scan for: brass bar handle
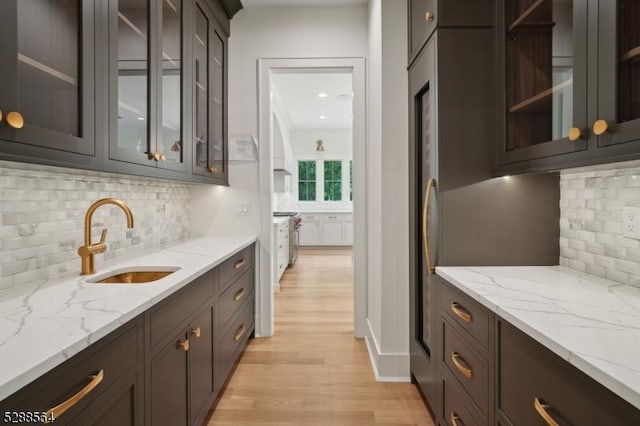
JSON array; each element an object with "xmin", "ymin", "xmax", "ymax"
[
  {"xmin": 451, "ymin": 352, "xmax": 473, "ymax": 379},
  {"xmin": 422, "ymin": 178, "xmax": 436, "ymax": 274},
  {"xmin": 534, "ymin": 398, "xmax": 560, "ymax": 426},
  {"xmin": 568, "ymin": 127, "xmax": 582, "ymax": 142},
  {"xmin": 234, "ymin": 259, "xmax": 246, "ymax": 270},
  {"xmin": 450, "ymin": 302, "xmax": 472, "ymax": 323},
  {"xmin": 593, "ymin": 119, "xmax": 609, "ymax": 136},
  {"xmin": 6, "ymin": 111, "xmax": 24, "ymax": 129},
  {"xmin": 191, "ymin": 327, "xmax": 201, "ymax": 339},
  {"xmin": 234, "ymin": 288, "xmax": 246, "ymax": 302},
  {"xmin": 451, "ymin": 413, "xmax": 462, "ymax": 426},
  {"xmin": 177, "ymin": 338, "xmax": 190, "ymax": 351},
  {"xmin": 234, "ymin": 323, "xmax": 247, "ymax": 341},
  {"xmin": 44, "ymin": 369, "xmax": 104, "ymax": 423}
]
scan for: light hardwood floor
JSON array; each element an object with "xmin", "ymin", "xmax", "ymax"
[{"xmin": 208, "ymin": 248, "xmax": 433, "ymax": 426}]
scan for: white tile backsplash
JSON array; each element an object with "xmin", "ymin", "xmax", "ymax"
[
  {"xmin": 561, "ymin": 159, "xmax": 640, "ymax": 287},
  {"xmin": 0, "ymin": 161, "xmax": 192, "ymax": 290}
]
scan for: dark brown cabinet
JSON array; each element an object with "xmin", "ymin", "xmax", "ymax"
[
  {"xmin": 0, "ymin": 243, "xmax": 256, "ymax": 426},
  {"xmin": 408, "ymin": 0, "xmax": 494, "ymax": 67},
  {"xmin": 192, "ymin": 0, "xmax": 229, "ymax": 184},
  {"xmin": 497, "ymin": 0, "xmax": 640, "ymax": 173},
  {"xmin": 0, "ymin": 0, "xmax": 240, "ymax": 185},
  {"xmin": 0, "ymin": 0, "xmax": 99, "ymax": 169}
]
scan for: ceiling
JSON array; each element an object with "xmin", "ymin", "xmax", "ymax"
[
  {"xmin": 272, "ymin": 72, "xmax": 353, "ymax": 130},
  {"xmin": 242, "ymin": 0, "xmax": 367, "ymax": 7}
]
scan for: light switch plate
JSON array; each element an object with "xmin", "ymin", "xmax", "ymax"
[
  {"xmin": 622, "ymin": 207, "xmax": 640, "ymax": 239},
  {"xmin": 237, "ymin": 203, "xmax": 250, "ymax": 216}
]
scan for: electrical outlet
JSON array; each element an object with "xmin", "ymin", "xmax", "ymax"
[
  {"xmin": 237, "ymin": 203, "xmax": 250, "ymax": 216},
  {"xmin": 623, "ymin": 207, "xmax": 640, "ymax": 239}
]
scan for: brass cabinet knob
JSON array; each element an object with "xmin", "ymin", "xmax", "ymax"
[
  {"xmin": 191, "ymin": 327, "xmax": 201, "ymax": 339},
  {"xmin": 593, "ymin": 119, "xmax": 609, "ymax": 136},
  {"xmin": 177, "ymin": 338, "xmax": 190, "ymax": 351},
  {"xmin": 6, "ymin": 111, "xmax": 24, "ymax": 129},
  {"xmin": 153, "ymin": 152, "xmax": 162, "ymax": 161},
  {"xmin": 160, "ymin": 153, "xmax": 166, "ymax": 162},
  {"xmin": 208, "ymin": 166, "xmax": 218, "ymax": 174},
  {"xmin": 568, "ymin": 127, "xmax": 582, "ymax": 142},
  {"xmin": 425, "ymin": 11, "xmax": 434, "ymax": 22},
  {"xmin": 0, "ymin": 109, "xmax": 3, "ymax": 123},
  {"xmin": 451, "ymin": 413, "xmax": 461, "ymax": 426}
]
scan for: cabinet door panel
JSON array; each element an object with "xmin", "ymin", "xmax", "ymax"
[
  {"xmin": 193, "ymin": 0, "xmax": 212, "ymax": 177},
  {"xmin": 189, "ymin": 306, "xmax": 214, "ymax": 424},
  {"xmin": 409, "ymin": 0, "xmax": 437, "ymax": 61},
  {"xmin": 596, "ymin": 0, "xmax": 640, "ymax": 148},
  {"xmin": 108, "ymin": 0, "xmax": 155, "ymax": 166},
  {"xmin": 210, "ymin": 25, "xmax": 228, "ymax": 182},
  {"xmin": 0, "ymin": 0, "xmax": 96, "ymax": 156},
  {"xmin": 299, "ymin": 222, "xmax": 322, "ymax": 246},
  {"xmin": 498, "ymin": 0, "xmax": 588, "ymax": 165},
  {"xmin": 322, "ymin": 222, "xmax": 343, "ymax": 245},
  {"xmin": 150, "ymin": 331, "xmax": 189, "ymax": 426}
]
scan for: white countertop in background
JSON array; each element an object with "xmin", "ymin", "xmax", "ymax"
[
  {"xmin": 437, "ymin": 266, "xmax": 640, "ymax": 410},
  {"xmin": 272, "ymin": 217, "xmax": 289, "ymax": 225},
  {"xmin": 0, "ymin": 236, "xmax": 257, "ymax": 401}
]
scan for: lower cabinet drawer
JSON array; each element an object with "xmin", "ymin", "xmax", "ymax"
[
  {"xmin": 219, "ymin": 245, "xmax": 255, "ymax": 291},
  {"xmin": 217, "ymin": 300, "xmax": 254, "ymax": 381},
  {"xmin": 218, "ymin": 268, "xmax": 254, "ymax": 332},
  {"xmin": 0, "ymin": 318, "xmax": 142, "ymax": 425},
  {"xmin": 442, "ymin": 319, "xmax": 489, "ymax": 416},
  {"xmin": 441, "ymin": 369, "xmax": 482, "ymax": 426},
  {"xmin": 440, "ymin": 279, "xmax": 490, "ymax": 350},
  {"xmin": 498, "ymin": 320, "xmax": 640, "ymax": 426}
]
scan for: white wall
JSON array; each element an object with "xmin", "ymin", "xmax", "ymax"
[
  {"xmin": 191, "ymin": 5, "xmax": 368, "ymax": 238},
  {"xmin": 365, "ymin": 0, "xmax": 410, "ymax": 381}
]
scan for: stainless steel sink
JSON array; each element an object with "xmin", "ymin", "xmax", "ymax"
[{"xmin": 87, "ymin": 267, "xmax": 180, "ymax": 284}]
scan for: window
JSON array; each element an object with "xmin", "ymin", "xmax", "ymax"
[
  {"xmin": 298, "ymin": 161, "xmax": 316, "ymax": 201},
  {"xmin": 349, "ymin": 160, "xmax": 353, "ymax": 201},
  {"xmin": 324, "ymin": 160, "xmax": 342, "ymax": 201}
]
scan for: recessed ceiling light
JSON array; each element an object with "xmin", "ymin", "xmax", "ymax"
[
  {"xmin": 319, "ymin": 115, "xmax": 326, "ymax": 120},
  {"xmin": 337, "ymin": 93, "xmax": 353, "ymax": 100},
  {"xmin": 137, "ymin": 117, "xmax": 145, "ymax": 121},
  {"xmin": 317, "ymin": 92, "xmax": 328, "ymax": 98}
]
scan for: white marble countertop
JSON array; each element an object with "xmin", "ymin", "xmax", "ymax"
[
  {"xmin": 436, "ymin": 266, "xmax": 640, "ymax": 410},
  {"xmin": 0, "ymin": 236, "xmax": 257, "ymax": 401},
  {"xmin": 298, "ymin": 211, "xmax": 352, "ymax": 215},
  {"xmin": 272, "ymin": 217, "xmax": 289, "ymax": 225}
]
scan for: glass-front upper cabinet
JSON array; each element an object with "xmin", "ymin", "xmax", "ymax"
[
  {"xmin": 193, "ymin": 0, "xmax": 228, "ymax": 183},
  {"xmin": 0, "ymin": 0, "xmax": 96, "ymax": 159},
  {"xmin": 109, "ymin": 0, "xmax": 186, "ymax": 171},
  {"xmin": 499, "ymin": 0, "xmax": 588, "ymax": 165},
  {"xmin": 596, "ymin": 0, "xmax": 640, "ymax": 147}
]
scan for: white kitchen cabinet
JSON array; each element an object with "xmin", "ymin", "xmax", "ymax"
[
  {"xmin": 343, "ymin": 221, "xmax": 353, "ymax": 245},
  {"xmin": 299, "ymin": 220, "xmax": 322, "ymax": 245},
  {"xmin": 299, "ymin": 213, "xmax": 353, "ymax": 246},
  {"xmin": 272, "ymin": 219, "xmax": 289, "ymax": 286},
  {"xmin": 323, "ymin": 222, "xmax": 343, "ymax": 245}
]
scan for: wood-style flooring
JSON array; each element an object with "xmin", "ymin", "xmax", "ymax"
[{"xmin": 208, "ymin": 248, "xmax": 433, "ymax": 426}]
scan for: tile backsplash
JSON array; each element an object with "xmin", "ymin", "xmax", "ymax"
[
  {"xmin": 0, "ymin": 161, "xmax": 192, "ymax": 290},
  {"xmin": 560, "ymin": 159, "xmax": 640, "ymax": 287}
]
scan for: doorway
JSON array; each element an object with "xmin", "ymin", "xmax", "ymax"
[{"xmin": 256, "ymin": 58, "xmax": 366, "ymax": 339}]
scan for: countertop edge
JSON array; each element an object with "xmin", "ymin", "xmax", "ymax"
[{"xmin": 435, "ymin": 267, "xmax": 640, "ymax": 411}]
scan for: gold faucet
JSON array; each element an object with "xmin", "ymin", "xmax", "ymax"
[{"xmin": 78, "ymin": 198, "xmax": 134, "ymax": 275}]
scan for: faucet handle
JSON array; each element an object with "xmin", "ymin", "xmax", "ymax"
[{"xmin": 98, "ymin": 229, "xmax": 108, "ymax": 244}]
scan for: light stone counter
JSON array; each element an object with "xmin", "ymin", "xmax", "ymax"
[
  {"xmin": 0, "ymin": 236, "xmax": 257, "ymax": 401},
  {"xmin": 436, "ymin": 266, "xmax": 640, "ymax": 410}
]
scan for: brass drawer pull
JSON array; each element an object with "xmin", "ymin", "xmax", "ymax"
[
  {"xmin": 234, "ymin": 323, "xmax": 247, "ymax": 341},
  {"xmin": 191, "ymin": 327, "xmax": 201, "ymax": 339},
  {"xmin": 450, "ymin": 302, "xmax": 472, "ymax": 323},
  {"xmin": 451, "ymin": 412, "xmax": 462, "ymax": 426},
  {"xmin": 234, "ymin": 259, "xmax": 246, "ymax": 270},
  {"xmin": 534, "ymin": 398, "xmax": 560, "ymax": 426},
  {"xmin": 177, "ymin": 338, "xmax": 190, "ymax": 351},
  {"xmin": 234, "ymin": 288, "xmax": 246, "ymax": 302},
  {"xmin": 451, "ymin": 352, "xmax": 473, "ymax": 379},
  {"xmin": 44, "ymin": 369, "xmax": 104, "ymax": 423}
]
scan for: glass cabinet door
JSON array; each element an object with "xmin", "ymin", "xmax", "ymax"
[
  {"xmin": 596, "ymin": 0, "xmax": 640, "ymax": 147},
  {"xmin": 159, "ymin": 0, "xmax": 185, "ymax": 171},
  {"xmin": 193, "ymin": 0, "xmax": 211, "ymax": 176},
  {"xmin": 500, "ymin": 0, "xmax": 588, "ymax": 163},
  {"xmin": 0, "ymin": 0, "xmax": 95, "ymax": 155},
  {"xmin": 109, "ymin": 0, "xmax": 153, "ymax": 165},
  {"xmin": 210, "ymin": 28, "xmax": 227, "ymax": 180}
]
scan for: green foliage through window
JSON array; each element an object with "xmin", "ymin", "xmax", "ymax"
[
  {"xmin": 298, "ymin": 161, "xmax": 316, "ymax": 201},
  {"xmin": 324, "ymin": 161, "xmax": 342, "ymax": 201}
]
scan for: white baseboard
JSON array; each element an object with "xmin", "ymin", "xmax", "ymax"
[{"xmin": 365, "ymin": 319, "xmax": 411, "ymax": 382}]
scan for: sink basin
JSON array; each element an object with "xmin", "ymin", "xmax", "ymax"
[{"xmin": 87, "ymin": 267, "xmax": 180, "ymax": 284}]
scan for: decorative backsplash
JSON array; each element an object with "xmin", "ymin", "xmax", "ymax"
[
  {"xmin": 0, "ymin": 161, "xmax": 191, "ymax": 291},
  {"xmin": 560, "ymin": 160, "xmax": 640, "ymax": 287}
]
